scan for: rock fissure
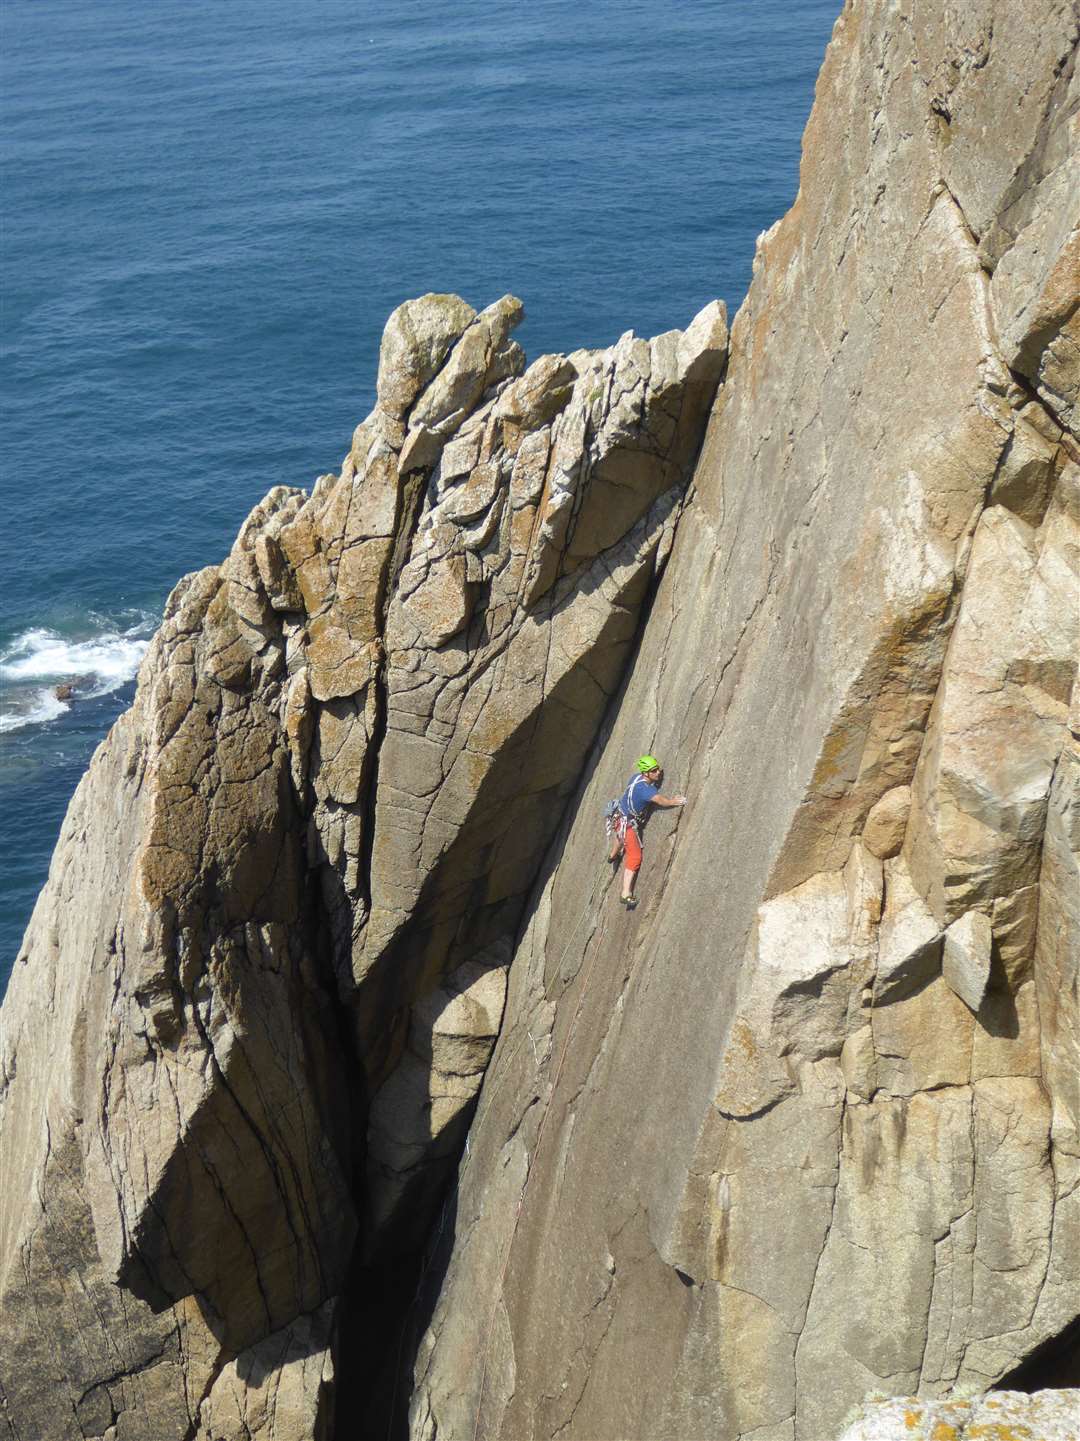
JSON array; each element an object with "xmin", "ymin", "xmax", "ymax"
[{"xmin": 4, "ymin": 4, "xmax": 1080, "ymax": 1437}]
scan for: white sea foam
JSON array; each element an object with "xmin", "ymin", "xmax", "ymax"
[
  {"xmin": 0, "ymin": 618, "xmax": 155, "ymax": 732},
  {"xmin": 0, "ymin": 689, "xmax": 69, "ymax": 734},
  {"xmin": 1, "ymin": 623, "xmax": 153, "ymax": 689}
]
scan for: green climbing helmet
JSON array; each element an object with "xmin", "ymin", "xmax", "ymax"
[{"xmin": 636, "ymin": 754, "xmax": 661, "ymax": 774}]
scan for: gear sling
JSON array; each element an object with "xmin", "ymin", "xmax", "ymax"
[{"xmin": 604, "ymin": 772, "xmax": 655, "ymax": 873}]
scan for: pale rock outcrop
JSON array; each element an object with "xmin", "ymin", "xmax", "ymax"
[
  {"xmin": 873, "ymin": 856, "xmax": 943, "ymax": 1005},
  {"xmin": 837, "ymin": 1390, "xmax": 1080, "ymax": 1441},
  {"xmin": 197, "ymin": 1307, "xmax": 336, "ymax": 1441},
  {"xmin": 942, "ymin": 909, "xmax": 993, "ymax": 1012},
  {"xmin": 2, "ymin": 0, "xmax": 1079, "ymax": 1435},
  {"xmin": 365, "ymin": 958, "xmax": 508, "ymax": 1253},
  {"xmin": 861, "ymin": 783, "xmax": 911, "ymax": 859},
  {"xmin": 905, "ymin": 495, "xmax": 1079, "ymax": 927},
  {"xmin": 0, "ymin": 290, "xmax": 727, "ymax": 1437},
  {"xmin": 408, "ymin": 3, "xmax": 1080, "ymax": 1439}
]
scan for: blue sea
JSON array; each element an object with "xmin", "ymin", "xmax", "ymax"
[{"xmin": 0, "ymin": 0, "xmax": 839, "ymax": 993}]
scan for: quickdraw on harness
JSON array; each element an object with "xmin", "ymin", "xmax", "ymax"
[{"xmin": 604, "ymin": 772, "xmax": 653, "ymax": 847}]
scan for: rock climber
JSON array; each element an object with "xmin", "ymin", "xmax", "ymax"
[{"xmin": 607, "ymin": 755, "xmax": 687, "ymax": 909}]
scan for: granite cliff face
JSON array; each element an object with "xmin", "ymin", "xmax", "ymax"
[
  {"xmin": 2, "ymin": 0, "xmax": 1078, "ymax": 1438},
  {"xmin": 0, "ymin": 290, "xmax": 726, "ymax": 1438},
  {"xmin": 407, "ymin": 1, "xmax": 1080, "ymax": 1438}
]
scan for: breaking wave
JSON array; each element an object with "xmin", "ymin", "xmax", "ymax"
[{"xmin": 0, "ymin": 617, "xmax": 156, "ymax": 734}]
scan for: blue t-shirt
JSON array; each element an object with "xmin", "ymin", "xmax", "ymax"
[{"xmin": 619, "ymin": 774, "xmax": 658, "ymax": 820}]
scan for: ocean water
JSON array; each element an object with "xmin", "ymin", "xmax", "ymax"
[{"xmin": 0, "ymin": 0, "xmax": 840, "ymax": 991}]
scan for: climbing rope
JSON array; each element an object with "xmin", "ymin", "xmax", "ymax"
[
  {"xmin": 470, "ymin": 864, "xmax": 618, "ymax": 1441},
  {"xmin": 384, "ymin": 862, "xmax": 616, "ymax": 1441}
]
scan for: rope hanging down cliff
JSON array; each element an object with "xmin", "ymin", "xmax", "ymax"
[
  {"xmin": 469, "ymin": 862, "xmax": 618, "ymax": 1441},
  {"xmin": 383, "ymin": 863, "xmax": 615, "ymax": 1441}
]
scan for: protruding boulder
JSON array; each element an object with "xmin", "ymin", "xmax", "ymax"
[
  {"xmin": 365, "ymin": 958, "xmax": 508, "ymax": 1254},
  {"xmin": 494, "ymin": 352, "xmax": 577, "ymax": 429},
  {"xmin": 376, "ymin": 293, "xmax": 477, "ymax": 420},
  {"xmin": 989, "ymin": 407, "xmax": 1061, "ymax": 525},
  {"xmin": 862, "ymin": 784, "xmax": 911, "ymax": 858},
  {"xmin": 942, "ymin": 909, "xmax": 993, "ymax": 1013},
  {"xmin": 676, "ymin": 297, "xmax": 730, "ymax": 385},
  {"xmin": 874, "ymin": 858, "xmax": 943, "ymax": 1004}
]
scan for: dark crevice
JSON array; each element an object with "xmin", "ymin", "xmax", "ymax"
[
  {"xmin": 357, "ymin": 443, "xmax": 710, "ymax": 1439},
  {"xmin": 334, "ymin": 1174, "xmax": 461, "ymax": 1441},
  {"xmin": 998, "ymin": 1313, "xmax": 1080, "ymax": 1388}
]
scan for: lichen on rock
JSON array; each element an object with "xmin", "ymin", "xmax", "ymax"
[
  {"xmin": 0, "ymin": 287, "xmax": 727, "ymax": 1437},
  {"xmin": 2, "ymin": 0, "xmax": 1079, "ymax": 1437}
]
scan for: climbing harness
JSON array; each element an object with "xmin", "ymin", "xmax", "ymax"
[
  {"xmin": 605, "ymin": 803, "xmax": 638, "ymax": 852},
  {"xmin": 605, "ymin": 769, "xmax": 658, "ymax": 867}
]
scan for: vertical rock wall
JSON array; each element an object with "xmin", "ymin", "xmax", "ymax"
[
  {"xmin": 408, "ymin": 2, "xmax": 1080, "ymax": 1438},
  {"xmin": 0, "ymin": 294, "xmax": 726, "ymax": 1438},
  {"xmin": 2, "ymin": 0, "xmax": 1077, "ymax": 1436}
]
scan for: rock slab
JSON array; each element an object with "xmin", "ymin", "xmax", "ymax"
[
  {"xmin": 407, "ymin": 3, "xmax": 1080, "ymax": 1439},
  {"xmin": 0, "ymin": 290, "xmax": 728, "ymax": 1436}
]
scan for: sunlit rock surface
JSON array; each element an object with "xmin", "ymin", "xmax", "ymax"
[
  {"xmin": 837, "ymin": 1390, "xmax": 1080, "ymax": 1441},
  {"xmin": 407, "ymin": 2, "xmax": 1080, "ymax": 1438},
  {"xmin": 0, "ymin": 291, "xmax": 725, "ymax": 1436},
  {"xmin": 1, "ymin": 0, "xmax": 1078, "ymax": 1437}
]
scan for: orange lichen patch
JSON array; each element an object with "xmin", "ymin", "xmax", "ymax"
[
  {"xmin": 730, "ymin": 1015, "xmax": 759, "ymax": 1063},
  {"xmin": 967, "ymin": 1425, "xmax": 1035, "ymax": 1439},
  {"xmin": 905, "ymin": 1408, "xmax": 924, "ymax": 1429},
  {"xmin": 930, "ymin": 1422, "xmax": 959, "ymax": 1441}
]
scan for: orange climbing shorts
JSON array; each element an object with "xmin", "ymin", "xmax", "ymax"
[{"xmin": 616, "ymin": 816, "xmax": 642, "ymax": 873}]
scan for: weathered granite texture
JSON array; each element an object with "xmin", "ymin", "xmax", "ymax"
[
  {"xmin": 3, "ymin": 0, "xmax": 1079, "ymax": 1436},
  {"xmin": 407, "ymin": 2, "xmax": 1080, "ymax": 1439},
  {"xmin": 837, "ymin": 1390, "xmax": 1080, "ymax": 1441},
  {"xmin": 0, "ymin": 294, "xmax": 726, "ymax": 1438}
]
